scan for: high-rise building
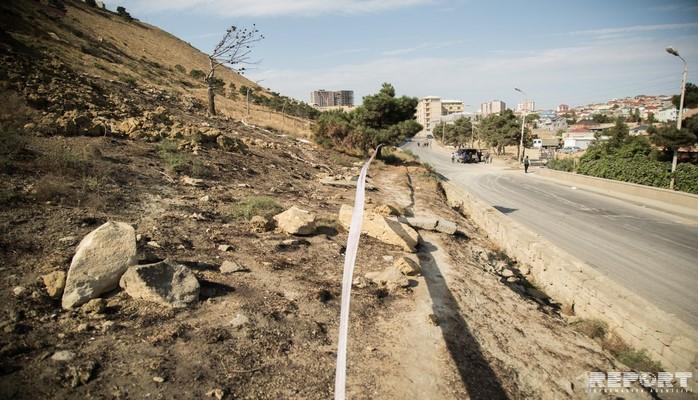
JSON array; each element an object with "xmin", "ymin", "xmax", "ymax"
[
  {"xmin": 480, "ymin": 100, "xmax": 506, "ymax": 116},
  {"xmin": 557, "ymin": 104, "xmax": 570, "ymax": 113},
  {"xmin": 416, "ymin": 97, "xmax": 465, "ymax": 132},
  {"xmin": 516, "ymin": 99, "xmax": 535, "ymax": 113},
  {"xmin": 310, "ymin": 89, "xmax": 354, "ymax": 109}
]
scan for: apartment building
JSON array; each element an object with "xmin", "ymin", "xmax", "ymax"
[
  {"xmin": 310, "ymin": 89, "xmax": 354, "ymax": 108},
  {"xmin": 516, "ymin": 99, "xmax": 535, "ymax": 113},
  {"xmin": 480, "ymin": 100, "xmax": 506, "ymax": 116},
  {"xmin": 416, "ymin": 96, "xmax": 465, "ymax": 132},
  {"xmin": 557, "ymin": 104, "xmax": 570, "ymax": 113}
]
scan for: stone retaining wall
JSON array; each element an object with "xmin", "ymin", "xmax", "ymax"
[{"xmin": 440, "ymin": 180, "xmax": 698, "ymax": 373}]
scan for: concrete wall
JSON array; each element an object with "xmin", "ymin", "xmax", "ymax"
[
  {"xmin": 537, "ymin": 168, "xmax": 698, "ymax": 214},
  {"xmin": 440, "ymin": 181, "xmax": 698, "ymax": 374}
]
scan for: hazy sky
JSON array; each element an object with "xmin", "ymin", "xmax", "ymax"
[{"xmin": 104, "ymin": 0, "xmax": 698, "ymax": 110}]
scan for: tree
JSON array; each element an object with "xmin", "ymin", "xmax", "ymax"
[
  {"xmin": 206, "ymin": 25, "xmax": 264, "ymax": 116},
  {"xmin": 592, "ymin": 113, "xmax": 612, "ymax": 123},
  {"xmin": 649, "ymin": 116, "xmax": 698, "ymax": 188},
  {"xmin": 478, "ymin": 110, "xmax": 530, "ymax": 155},
  {"xmin": 85, "ymin": 0, "xmax": 97, "ymax": 7},
  {"xmin": 646, "ymin": 112, "xmax": 656, "ymax": 124},
  {"xmin": 116, "ymin": 6, "xmax": 132, "ymax": 20},
  {"xmin": 313, "ymin": 83, "xmax": 421, "ymax": 153},
  {"xmin": 672, "ymin": 82, "xmax": 698, "ymax": 109},
  {"xmin": 433, "ymin": 117, "xmax": 473, "ymax": 146},
  {"xmin": 604, "ymin": 118, "xmax": 630, "ymax": 150}
]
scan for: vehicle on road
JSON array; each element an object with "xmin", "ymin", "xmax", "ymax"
[
  {"xmin": 426, "ymin": 134, "xmax": 434, "ymax": 139},
  {"xmin": 455, "ymin": 148, "xmax": 481, "ymax": 163}
]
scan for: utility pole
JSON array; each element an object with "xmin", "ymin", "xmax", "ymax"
[
  {"xmin": 514, "ymin": 88, "xmax": 528, "ymax": 163},
  {"xmin": 666, "ymin": 47, "xmax": 688, "ymax": 190}
]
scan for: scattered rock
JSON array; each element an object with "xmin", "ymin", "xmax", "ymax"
[
  {"xmin": 153, "ymin": 376, "xmax": 165, "ymax": 383},
  {"xmin": 206, "ymin": 388, "xmax": 225, "ymax": 400},
  {"xmin": 42, "ymin": 271, "xmax": 66, "ymax": 298},
  {"xmin": 119, "ymin": 261, "xmax": 200, "ymax": 308},
  {"xmin": 147, "ymin": 241, "xmax": 161, "ymax": 248},
  {"xmin": 181, "ymin": 176, "xmax": 204, "ymax": 186},
  {"xmin": 434, "ymin": 219, "xmax": 458, "ymax": 235},
  {"xmin": 12, "ymin": 286, "xmax": 26, "ymax": 296},
  {"xmin": 62, "ymin": 221, "xmax": 137, "ymax": 310},
  {"xmin": 217, "ymin": 135, "xmax": 247, "ymax": 153},
  {"xmin": 199, "ymin": 195, "xmax": 211, "ymax": 202},
  {"xmin": 218, "ymin": 244, "xmax": 232, "ymax": 252},
  {"xmin": 51, "ymin": 350, "xmax": 76, "ymax": 362},
  {"xmin": 519, "ymin": 265, "xmax": 530, "ymax": 275},
  {"xmin": 80, "ymin": 298, "xmax": 106, "ymax": 315},
  {"xmin": 394, "ymin": 256, "xmax": 421, "ymax": 276},
  {"xmin": 365, "ymin": 266, "xmax": 409, "ymax": 291},
  {"xmin": 58, "ymin": 236, "xmax": 77, "ymax": 243},
  {"xmin": 374, "ymin": 204, "xmax": 401, "ymax": 217},
  {"xmin": 501, "ymin": 269, "xmax": 514, "ymax": 278},
  {"xmin": 273, "ymin": 206, "xmax": 316, "ymax": 235},
  {"xmin": 220, "ymin": 260, "xmax": 249, "ymax": 274},
  {"xmin": 352, "ymin": 276, "xmax": 370, "ymax": 288},
  {"xmin": 249, "ymin": 215, "xmax": 271, "ymax": 233},
  {"xmin": 339, "ymin": 205, "xmax": 419, "ymax": 252},
  {"xmin": 230, "ymin": 313, "xmax": 249, "ymax": 329},
  {"xmin": 428, "ymin": 314, "xmax": 440, "ymax": 326}
]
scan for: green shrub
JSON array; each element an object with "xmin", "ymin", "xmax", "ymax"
[
  {"xmin": 228, "ymin": 196, "xmax": 283, "ymax": 220},
  {"xmin": 547, "ymin": 158, "xmax": 575, "ymax": 172},
  {"xmin": 675, "ymin": 163, "xmax": 698, "ymax": 194},
  {"xmin": 157, "ymin": 140, "xmax": 189, "ymax": 174},
  {"xmin": 189, "ymin": 69, "xmax": 206, "ymax": 80},
  {"xmin": 174, "ymin": 64, "xmax": 186, "ymax": 74},
  {"xmin": 577, "ymin": 157, "xmax": 671, "ymax": 188}
]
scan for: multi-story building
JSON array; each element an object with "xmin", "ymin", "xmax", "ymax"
[
  {"xmin": 480, "ymin": 100, "xmax": 506, "ymax": 116},
  {"xmin": 557, "ymin": 104, "xmax": 570, "ymax": 113},
  {"xmin": 516, "ymin": 99, "xmax": 535, "ymax": 113},
  {"xmin": 416, "ymin": 96, "xmax": 465, "ymax": 132},
  {"xmin": 656, "ymin": 108, "xmax": 678, "ymax": 122},
  {"xmin": 310, "ymin": 89, "xmax": 354, "ymax": 109}
]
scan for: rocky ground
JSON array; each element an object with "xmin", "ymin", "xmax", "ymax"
[{"xmin": 0, "ymin": 2, "xmax": 657, "ymax": 399}]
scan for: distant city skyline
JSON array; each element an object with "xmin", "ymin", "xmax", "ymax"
[{"xmin": 105, "ymin": 0, "xmax": 698, "ymax": 109}]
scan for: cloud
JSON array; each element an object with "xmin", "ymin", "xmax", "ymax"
[
  {"xmin": 108, "ymin": 0, "xmax": 433, "ymax": 17},
  {"xmin": 251, "ymin": 34, "xmax": 698, "ymax": 109},
  {"xmin": 570, "ymin": 22, "xmax": 698, "ymax": 37}
]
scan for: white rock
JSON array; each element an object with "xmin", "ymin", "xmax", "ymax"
[
  {"xmin": 51, "ymin": 350, "xmax": 76, "ymax": 362},
  {"xmin": 62, "ymin": 222, "xmax": 137, "ymax": 310},
  {"xmin": 120, "ymin": 261, "xmax": 199, "ymax": 308},
  {"xmin": 12, "ymin": 286, "xmax": 26, "ymax": 296},
  {"xmin": 339, "ymin": 205, "xmax": 420, "ymax": 252},
  {"xmin": 230, "ymin": 313, "xmax": 249, "ymax": 328},
  {"xmin": 273, "ymin": 206, "xmax": 316, "ymax": 235},
  {"xmin": 220, "ymin": 260, "xmax": 248, "ymax": 274},
  {"xmin": 365, "ymin": 266, "xmax": 410, "ymax": 291}
]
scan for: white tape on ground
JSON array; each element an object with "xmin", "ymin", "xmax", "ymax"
[{"xmin": 334, "ymin": 145, "xmax": 382, "ymax": 400}]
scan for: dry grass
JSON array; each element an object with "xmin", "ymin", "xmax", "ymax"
[
  {"xmin": 227, "ymin": 196, "xmax": 283, "ymax": 220},
  {"xmin": 571, "ymin": 318, "xmax": 662, "ymax": 371}
]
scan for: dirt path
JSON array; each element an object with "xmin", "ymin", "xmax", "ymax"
[{"xmin": 365, "ymin": 162, "xmax": 638, "ymax": 399}]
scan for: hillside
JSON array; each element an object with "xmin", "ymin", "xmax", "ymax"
[
  {"xmin": 0, "ymin": 1, "xmax": 631, "ymax": 399},
  {"xmin": 0, "ymin": 0, "xmax": 312, "ymax": 137}
]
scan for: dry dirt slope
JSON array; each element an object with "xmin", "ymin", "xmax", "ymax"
[
  {"xmin": 0, "ymin": 1, "xmax": 674, "ymax": 399},
  {"xmin": 0, "ymin": 0, "xmax": 311, "ymax": 136}
]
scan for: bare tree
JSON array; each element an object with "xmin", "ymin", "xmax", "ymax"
[{"xmin": 206, "ymin": 25, "xmax": 264, "ymax": 116}]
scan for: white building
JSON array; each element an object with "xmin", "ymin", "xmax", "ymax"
[
  {"xmin": 655, "ymin": 108, "xmax": 678, "ymax": 122},
  {"xmin": 480, "ymin": 100, "xmax": 506, "ymax": 116},
  {"xmin": 516, "ymin": 99, "xmax": 535, "ymax": 113},
  {"xmin": 416, "ymin": 96, "xmax": 465, "ymax": 132}
]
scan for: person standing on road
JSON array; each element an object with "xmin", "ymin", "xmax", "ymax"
[
  {"xmin": 523, "ymin": 156, "xmax": 530, "ymax": 173},
  {"xmin": 451, "ymin": 152, "xmax": 455, "ymax": 163}
]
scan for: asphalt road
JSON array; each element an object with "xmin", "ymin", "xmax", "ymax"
[{"xmin": 404, "ymin": 141, "xmax": 698, "ymax": 328}]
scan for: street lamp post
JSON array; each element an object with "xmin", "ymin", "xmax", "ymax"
[
  {"xmin": 514, "ymin": 88, "xmax": 528, "ymax": 163},
  {"xmin": 666, "ymin": 47, "xmax": 688, "ymax": 190}
]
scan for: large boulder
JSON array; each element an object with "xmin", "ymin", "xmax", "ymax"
[
  {"xmin": 119, "ymin": 261, "xmax": 199, "ymax": 308},
  {"xmin": 394, "ymin": 256, "xmax": 421, "ymax": 276},
  {"xmin": 62, "ymin": 222, "xmax": 137, "ymax": 309},
  {"xmin": 273, "ymin": 206, "xmax": 316, "ymax": 235},
  {"xmin": 338, "ymin": 205, "xmax": 419, "ymax": 252}
]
